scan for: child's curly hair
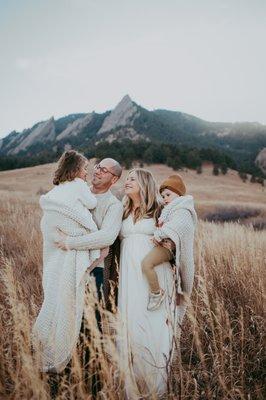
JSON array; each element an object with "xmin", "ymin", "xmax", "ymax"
[{"xmin": 53, "ymin": 150, "xmax": 87, "ymax": 185}]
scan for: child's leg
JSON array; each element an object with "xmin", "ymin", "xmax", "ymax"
[{"xmin": 141, "ymin": 246, "xmax": 172, "ymax": 293}]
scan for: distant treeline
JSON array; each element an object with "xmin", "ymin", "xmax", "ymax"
[
  {"xmin": 0, "ymin": 139, "xmax": 264, "ymax": 178},
  {"xmin": 0, "ymin": 151, "xmax": 57, "ymax": 171},
  {"xmin": 85, "ymin": 140, "xmax": 235, "ymax": 171}
]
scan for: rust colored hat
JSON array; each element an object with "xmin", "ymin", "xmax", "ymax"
[{"xmin": 159, "ymin": 174, "xmax": 186, "ymax": 196}]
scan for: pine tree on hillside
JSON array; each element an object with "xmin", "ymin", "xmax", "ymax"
[
  {"xmin": 221, "ymin": 164, "xmax": 228, "ymax": 175},
  {"xmin": 196, "ymin": 165, "xmax": 202, "ymax": 174},
  {"xmin": 238, "ymin": 171, "xmax": 248, "ymax": 182},
  {"xmin": 213, "ymin": 165, "xmax": 219, "ymax": 176},
  {"xmin": 256, "ymin": 177, "xmax": 264, "ymax": 186}
]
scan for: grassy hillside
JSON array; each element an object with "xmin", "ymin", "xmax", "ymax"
[
  {"xmin": 0, "ymin": 161, "xmax": 265, "ymax": 221},
  {"xmin": 0, "ymin": 163, "xmax": 265, "ymax": 399}
]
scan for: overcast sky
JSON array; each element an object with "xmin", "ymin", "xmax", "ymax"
[{"xmin": 0, "ymin": 0, "xmax": 265, "ymax": 138}]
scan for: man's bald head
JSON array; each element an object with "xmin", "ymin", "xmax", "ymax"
[
  {"xmin": 91, "ymin": 158, "xmax": 122, "ymax": 194},
  {"xmin": 101, "ymin": 158, "xmax": 122, "ymax": 178}
]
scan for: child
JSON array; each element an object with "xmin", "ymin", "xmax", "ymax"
[
  {"xmin": 49, "ymin": 150, "xmax": 108, "ymax": 269},
  {"xmin": 142, "ymin": 174, "xmax": 189, "ymax": 311}
]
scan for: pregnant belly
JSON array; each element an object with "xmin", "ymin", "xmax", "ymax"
[
  {"xmin": 119, "ymin": 235, "xmax": 175, "ymax": 323},
  {"xmin": 121, "ymin": 234, "xmax": 153, "ymax": 260}
]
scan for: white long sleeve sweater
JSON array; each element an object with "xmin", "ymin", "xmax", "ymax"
[{"xmin": 66, "ymin": 190, "xmax": 123, "ymax": 266}]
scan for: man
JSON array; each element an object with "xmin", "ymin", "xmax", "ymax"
[{"xmin": 56, "ymin": 157, "xmax": 123, "ymax": 303}]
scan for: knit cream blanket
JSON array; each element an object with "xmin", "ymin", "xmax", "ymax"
[
  {"xmin": 32, "ymin": 196, "xmax": 99, "ymax": 372},
  {"xmin": 153, "ymin": 195, "xmax": 197, "ymax": 324}
]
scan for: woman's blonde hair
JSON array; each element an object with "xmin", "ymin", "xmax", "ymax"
[
  {"xmin": 53, "ymin": 150, "xmax": 88, "ymax": 185},
  {"xmin": 123, "ymin": 168, "xmax": 159, "ymax": 222}
]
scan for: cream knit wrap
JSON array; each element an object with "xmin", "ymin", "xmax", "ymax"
[{"xmin": 32, "ymin": 195, "xmax": 100, "ymax": 372}]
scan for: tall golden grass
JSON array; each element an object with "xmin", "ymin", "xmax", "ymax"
[{"xmin": 0, "ymin": 193, "xmax": 265, "ymax": 399}]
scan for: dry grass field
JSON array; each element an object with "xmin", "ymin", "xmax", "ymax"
[
  {"xmin": 0, "ymin": 160, "xmax": 265, "ymax": 206},
  {"xmin": 0, "ymin": 161, "xmax": 265, "ymax": 399}
]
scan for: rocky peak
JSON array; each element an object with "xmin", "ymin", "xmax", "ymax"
[
  {"xmin": 97, "ymin": 95, "xmax": 138, "ymax": 135},
  {"xmin": 9, "ymin": 117, "xmax": 56, "ymax": 155},
  {"xmin": 56, "ymin": 113, "xmax": 94, "ymax": 141}
]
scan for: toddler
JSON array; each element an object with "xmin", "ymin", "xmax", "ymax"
[{"xmin": 141, "ymin": 174, "xmax": 186, "ymax": 311}]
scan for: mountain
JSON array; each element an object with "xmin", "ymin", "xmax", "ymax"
[
  {"xmin": 98, "ymin": 95, "xmax": 138, "ymax": 135},
  {"xmin": 8, "ymin": 117, "xmax": 56, "ymax": 155},
  {"xmin": 0, "ymin": 113, "xmax": 86, "ymax": 155},
  {"xmin": 0, "ymin": 95, "xmax": 265, "ymax": 175}
]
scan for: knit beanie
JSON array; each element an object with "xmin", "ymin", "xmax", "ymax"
[{"xmin": 159, "ymin": 174, "xmax": 186, "ymax": 196}]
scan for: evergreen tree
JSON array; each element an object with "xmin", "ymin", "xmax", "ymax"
[
  {"xmin": 166, "ymin": 156, "xmax": 182, "ymax": 171},
  {"xmin": 124, "ymin": 159, "xmax": 132, "ymax": 169},
  {"xmin": 238, "ymin": 171, "xmax": 248, "ymax": 182},
  {"xmin": 213, "ymin": 165, "xmax": 219, "ymax": 176},
  {"xmin": 221, "ymin": 163, "xmax": 228, "ymax": 175},
  {"xmin": 256, "ymin": 177, "xmax": 264, "ymax": 186}
]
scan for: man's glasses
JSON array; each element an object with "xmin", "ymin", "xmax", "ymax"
[{"xmin": 93, "ymin": 164, "xmax": 117, "ymax": 176}]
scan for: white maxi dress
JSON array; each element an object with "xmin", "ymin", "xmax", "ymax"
[{"xmin": 117, "ymin": 215, "xmax": 177, "ymax": 399}]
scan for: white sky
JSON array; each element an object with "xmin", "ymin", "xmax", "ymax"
[{"xmin": 0, "ymin": 0, "xmax": 266, "ymax": 138}]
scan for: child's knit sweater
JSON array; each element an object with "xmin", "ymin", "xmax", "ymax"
[{"xmin": 154, "ymin": 195, "xmax": 197, "ymax": 298}]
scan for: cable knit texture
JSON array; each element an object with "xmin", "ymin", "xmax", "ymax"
[
  {"xmin": 32, "ymin": 192, "xmax": 101, "ymax": 372},
  {"xmin": 66, "ymin": 190, "xmax": 123, "ymax": 255},
  {"xmin": 154, "ymin": 195, "xmax": 197, "ymax": 321},
  {"xmin": 65, "ymin": 189, "xmax": 123, "ymax": 303},
  {"xmin": 45, "ymin": 177, "xmax": 99, "ymax": 231}
]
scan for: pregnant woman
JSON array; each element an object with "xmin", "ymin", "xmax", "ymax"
[{"xmin": 117, "ymin": 168, "xmax": 197, "ymax": 399}]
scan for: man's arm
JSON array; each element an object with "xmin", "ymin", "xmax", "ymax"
[{"xmin": 65, "ymin": 202, "xmax": 123, "ymax": 250}]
